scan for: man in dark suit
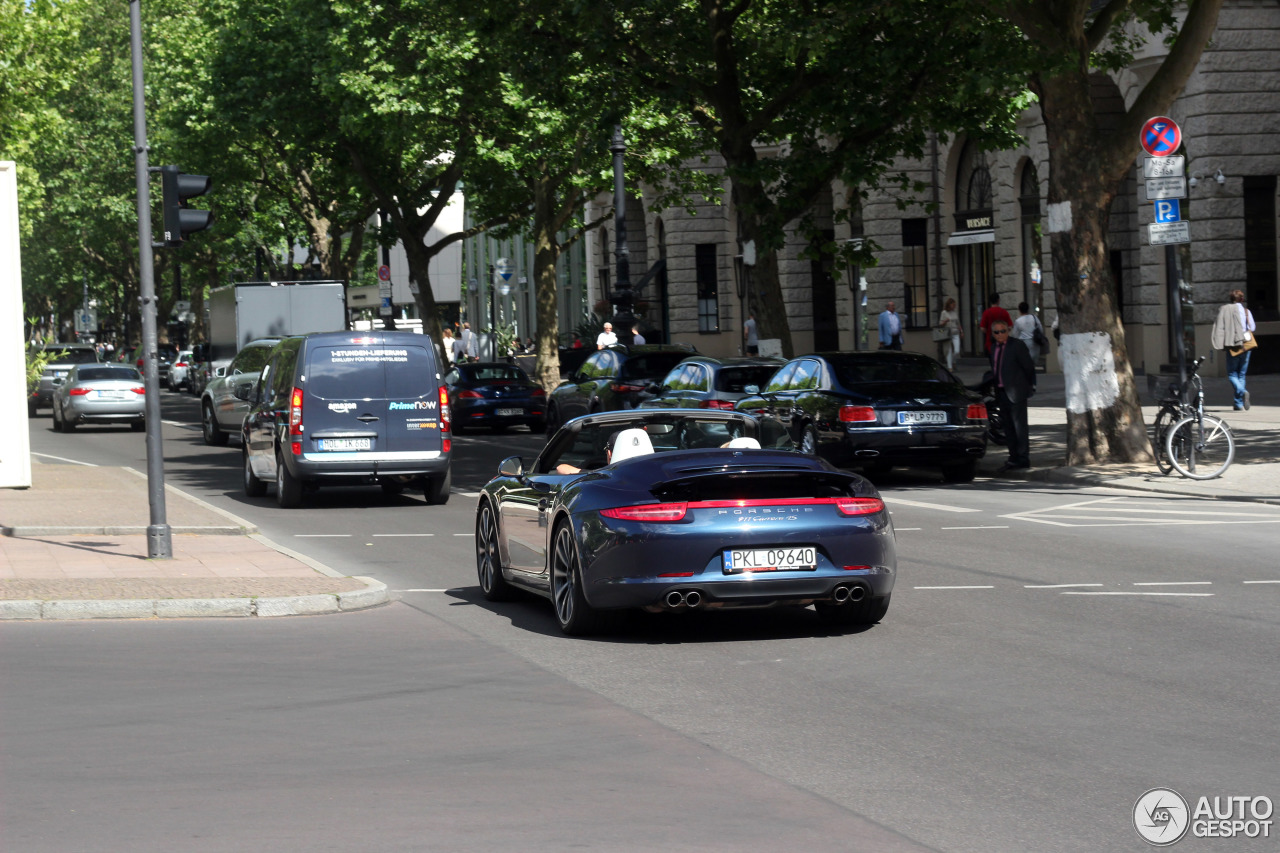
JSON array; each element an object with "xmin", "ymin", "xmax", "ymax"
[{"xmin": 988, "ymin": 320, "xmax": 1036, "ymax": 471}]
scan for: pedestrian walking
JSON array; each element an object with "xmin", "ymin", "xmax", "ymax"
[
  {"xmin": 631, "ymin": 325, "xmax": 646, "ymax": 346},
  {"xmin": 743, "ymin": 312, "xmax": 759, "ymax": 355},
  {"xmin": 988, "ymin": 320, "xmax": 1036, "ymax": 471},
  {"xmin": 937, "ymin": 297, "xmax": 962, "ymax": 370},
  {"xmin": 1211, "ymin": 289, "xmax": 1258, "ymax": 410},
  {"xmin": 979, "ymin": 293, "xmax": 1013, "ymax": 355},
  {"xmin": 442, "ymin": 328, "xmax": 457, "ymax": 364},
  {"xmin": 1012, "ymin": 301, "xmax": 1045, "ymax": 361},
  {"xmin": 878, "ymin": 301, "xmax": 903, "ymax": 350}
]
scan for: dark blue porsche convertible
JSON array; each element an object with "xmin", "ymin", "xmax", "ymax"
[{"xmin": 475, "ymin": 409, "xmax": 896, "ymax": 635}]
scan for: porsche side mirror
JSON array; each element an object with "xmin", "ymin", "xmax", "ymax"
[{"xmin": 498, "ymin": 456, "xmax": 524, "ymax": 479}]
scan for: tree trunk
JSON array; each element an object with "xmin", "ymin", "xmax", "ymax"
[
  {"xmin": 531, "ymin": 178, "xmax": 563, "ymax": 393},
  {"xmin": 401, "ymin": 237, "xmax": 449, "ymax": 367},
  {"xmin": 1040, "ymin": 78, "xmax": 1153, "ymax": 466}
]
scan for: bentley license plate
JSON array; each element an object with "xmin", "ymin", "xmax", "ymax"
[
  {"xmin": 898, "ymin": 410, "xmax": 947, "ymax": 425},
  {"xmin": 318, "ymin": 438, "xmax": 371, "ymax": 451},
  {"xmin": 723, "ymin": 546, "xmax": 818, "ymax": 574}
]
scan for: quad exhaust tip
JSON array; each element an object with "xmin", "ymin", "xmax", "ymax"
[{"xmin": 664, "ymin": 590, "xmax": 704, "ymax": 610}]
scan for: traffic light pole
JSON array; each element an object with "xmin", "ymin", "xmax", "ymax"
[{"xmin": 128, "ymin": 0, "xmax": 171, "ymax": 559}]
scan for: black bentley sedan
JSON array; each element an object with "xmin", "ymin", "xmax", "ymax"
[{"xmin": 734, "ymin": 351, "xmax": 989, "ymax": 482}]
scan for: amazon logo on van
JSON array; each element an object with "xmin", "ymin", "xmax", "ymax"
[{"xmin": 389, "ymin": 401, "xmax": 438, "ymax": 411}]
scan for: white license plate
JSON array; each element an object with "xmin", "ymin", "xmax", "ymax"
[
  {"xmin": 897, "ymin": 410, "xmax": 947, "ymax": 425},
  {"xmin": 495, "ymin": 408, "xmax": 523, "ymax": 417},
  {"xmin": 318, "ymin": 438, "xmax": 371, "ymax": 451},
  {"xmin": 723, "ymin": 546, "xmax": 818, "ymax": 574},
  {"xmin": 95, "ymin": 391, "xmax": 127, "ymax": 400}
]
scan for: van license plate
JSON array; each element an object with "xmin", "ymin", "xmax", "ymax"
[
  {"xmin": 723, "ymin": 546, "xmax": 818, "ymax": 574},
  {"xmin": 318, "ymin": 438, "xmax": 371, "ymax": 451}
]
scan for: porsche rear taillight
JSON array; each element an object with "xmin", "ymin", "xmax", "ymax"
[
  {"xmin": 834, "ymin": 497, "xmax": 885, "ymax": 516},
  {"xmin": 439, "ymin": 386, "xmax": 452, "ymax": 453},
  {"xmin": 601, "ymin": 502, "xmax": 689, "ymax": 522}
]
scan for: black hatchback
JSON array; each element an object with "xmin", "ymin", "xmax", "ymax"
[
  {"xmin": 639, "ymin": 355, "xmax": 785, "ymax": 410},
  {"xmin": 734, "ymin": 351, "xmax": 989, "ymax": 482},
  {"xmin": 444, "ymin": 361, "xmax": 546, "ymax": 434},
  {"xmin": 240, "ymin": 331, "xmax": 452, "ymax": 507},
  {"xmin": 546, "ymin": 344, "xmax": 695, "ymax": 430}
]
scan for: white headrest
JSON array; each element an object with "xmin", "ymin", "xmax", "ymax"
[
  {"xmin": 610, "ymin": 428, "xmax": 654, "ymax": 462},
  {"xmin": 725, "ymin": 437, "xmax": 761, "ymax": 449}
]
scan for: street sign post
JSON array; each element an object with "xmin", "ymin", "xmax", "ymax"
[{"xmin": 1144, "ymin": 155, "xmax": 1185, "ymax": 177}]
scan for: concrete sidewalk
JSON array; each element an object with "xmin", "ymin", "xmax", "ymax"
[
  {"xmin": 1, "ymin": 464, "xmax": 387, "ymax": 620},
  {"xmin": 954, "ymin": 359, "xmax": 1280, "ymax": 504}
]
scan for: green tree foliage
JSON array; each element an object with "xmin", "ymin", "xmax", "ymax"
[
  {"xmin": 610, "ymin": 0, "xmax": 1035, "ymax": 358},
  {"xmin": 990, "ymin": 0, "xmax": 1224, "ymax": 465}
]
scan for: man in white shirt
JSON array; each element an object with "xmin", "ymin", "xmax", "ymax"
[
  {"xmin": 597, "ymin": 322, "xmax": 617, "ymax": 349},
  {"xmin": 743, "ymin": 312, "xmax": 758, "ymax": 355}
]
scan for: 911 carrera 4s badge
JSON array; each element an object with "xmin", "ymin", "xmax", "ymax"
[{"xmin": 723, "ymin": 546, "xmax": 818, "ymax": 574}]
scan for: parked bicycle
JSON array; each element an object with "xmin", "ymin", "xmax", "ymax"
[{"xmin": 1151, "ymin": 355, "xmax": 1235, "ymax": 479}]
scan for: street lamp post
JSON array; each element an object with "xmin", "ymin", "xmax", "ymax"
[{"xmin": 609, "ymin": 126, "xmax": 636, "ymax": 347}]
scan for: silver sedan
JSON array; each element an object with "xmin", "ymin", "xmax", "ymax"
[{"xmin": 51, "ymin": 365, "xmax": 146, "ymax": 432}]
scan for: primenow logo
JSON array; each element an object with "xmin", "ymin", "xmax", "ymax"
[{"xmin": 389, "ymin": 401, "xmax": 437, "ymax": 411}]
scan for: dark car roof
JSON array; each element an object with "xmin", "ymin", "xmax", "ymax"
[
  {"xmin": 678, "ymin": 355, "xmax": 785, "ymax": 368},
  {"xmin": 607, "ymin": 343, "xmax": 697, "ymax": 356}
]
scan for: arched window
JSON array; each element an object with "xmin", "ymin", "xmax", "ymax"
[{"xmin": 957, "ymin": 141, "xmax": 993, "ymax": 212}]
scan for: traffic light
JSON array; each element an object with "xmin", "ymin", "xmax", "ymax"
[{"xmin": 160, "ymin": 165, "xmax": 212, "ymax": 246}]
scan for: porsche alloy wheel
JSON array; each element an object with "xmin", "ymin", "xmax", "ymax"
[
  {"xmin": 476, "ymin": 502, "xmax": 515, "ymax": 601},
  {"xmin": 550, "ymin": 523, "xmax": 604, "ymax": 636}
]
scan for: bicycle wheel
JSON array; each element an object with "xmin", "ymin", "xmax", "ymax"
[
  {"xmin": 1151, "ymin": 405, "xmax": 1178, "ymax": 475},
  {"xmin": 1164, "ymin": 414, "xmax": 1235, "ymax": 480}
]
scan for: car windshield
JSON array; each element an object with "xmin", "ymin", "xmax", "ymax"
[
  {"xmin": 42, "ymin": 348, "xmax": 98, "ymax": 365},
  {"xmin": 78, "ymin": 367, "xmax": 139, "ymax": 382},
  {"xmin": 541, "ymin": 416, "xmax": 755, "ymax": 474},
  {"xmin": 715, "ymin": 365, "xmax": 781, "ymax": 394},
  {"xmin": 466, "ymin": 365, "xmax": 526, "ymax": 382},
  {"xmin": 619, "ymin": 352, "xmax": 690, "ymax": 380},
  {"xmin": 829, "ymin": 355, "xmax": 954, "ymax": 386}
]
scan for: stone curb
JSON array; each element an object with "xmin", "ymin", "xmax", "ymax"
[
  {"xmin": 982, "ymin": 466, "xmax": 1280, "ymax": 506},
  {"xmin": 2, "ymin": 525, "xmax": 251, "ymax": 537},
  {"xmin": 0, "ymin": 578, "xmax": 389, "ymax": 621}
]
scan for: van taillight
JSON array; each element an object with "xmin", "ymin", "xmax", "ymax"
[
  {"xmin": 439, "ymin": 386, "xmax": 451, "ymax": 453},
  {"xmin": 289, "ymin": 388, "xmax": 304, "ymax": 452}
]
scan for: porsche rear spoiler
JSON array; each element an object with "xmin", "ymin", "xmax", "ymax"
[{"xmin": 649, "ymin": 467, "xmax": 871, "ymax": 503}]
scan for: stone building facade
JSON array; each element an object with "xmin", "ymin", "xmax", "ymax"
[{"xmin": 584, "ymin": 0, "xmax": 1279, "ymax": 377}]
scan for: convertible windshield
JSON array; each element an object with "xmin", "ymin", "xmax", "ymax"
[{"xmin": 541, "ymin": 417, "xmax": 755, "ymax": 474}]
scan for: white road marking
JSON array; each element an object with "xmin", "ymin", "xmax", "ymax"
[
  {"xmin": 1006, "ymin": 496, "xmax": 1280, "ymax": 528},
  {"xmin": 1024, "ymin": 583, "xmax": 1104, "ymax": 588},
  {"xmin": 882, "ymin": 497, "xmax": 980, "ymax": 513},
  {"xmin": 295, "ymin": 534, "xmax": 351, "ymax": 538},
  {"xmin": 1133, "ymin": 581, "xmax": 1211, "ymax": 586},
  {"xmin": 893, "ymin": 527, "xmax": 922, "ymax": 531},
  {"xmin": 1243, "ymin": 580, "xmax": 1280, "ymax": 584},
  {"xmin": 453, "ymin": 533, "xmax": 473, "ymax": 537},
  {"xmin": 396, "ymin": 589, "xmax": 450, "ymax": 593},
  {"xmin": 1062, "ymin": 591, "xmax": 1214, "ymax": 597},
  {"xmin": 940, "ymin": 525, "xmax": 1009, "ymax": 530},
  {"xmin": 31, "ymin": 452, "xmax": 97, "ymax": 466},
  {"xmin": 372, "ymin": 533, "xmax": 435, "ymax": 537},
  {"xmin": 914, "ymin": 585, "xmax": 995, "ymax": 590},
  {"xmin": 454, "ymin": 490, "xmax": 482, "ymax": 498}
]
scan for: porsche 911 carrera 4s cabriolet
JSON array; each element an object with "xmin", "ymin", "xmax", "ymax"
[{"xmin": 474, "ymin": 409, "xmax": 896, "ymax": 635}]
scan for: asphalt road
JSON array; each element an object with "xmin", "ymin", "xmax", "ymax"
[{"xmin": 8, "ymin": 392, "xmax": 1280, "ymax": 852}]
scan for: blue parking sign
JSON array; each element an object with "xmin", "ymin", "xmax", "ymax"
[{"xmin": 1154, "ymin": 199, "xmax": 1181, "ymax": 223}]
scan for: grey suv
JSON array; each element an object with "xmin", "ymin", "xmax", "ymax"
[
  {"xmin": 200, "ymin": 338, "xmax": 279, "ymax": 445},
  {"xmin": 29, "ymin": 344, "xmax": 100, "ymax": 416},
  {"xmin": 240, "ymin": 331, "xmax": 452, "ymax": 507}
]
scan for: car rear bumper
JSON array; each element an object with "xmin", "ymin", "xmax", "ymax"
[
  {"xmin": 287, "ymin": 451, "xmax": 450, "ymax": 483},
  {"xmin": 839, "ymin": 424, "xmax": 986, "ymax": 466},
  {"xmin": 587, "ymin": 567, "xmax": 895, "ymax": 611}
]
